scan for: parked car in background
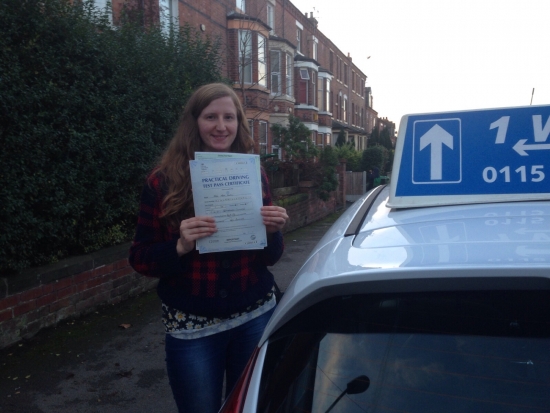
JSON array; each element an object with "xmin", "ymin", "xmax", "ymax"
[{"xmin": 220, "ymin": 104, "xmax": 550, "ymax": 413}]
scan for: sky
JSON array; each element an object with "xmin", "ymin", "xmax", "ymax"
[{"xmin": 289, "ymin": 0, "xmax": 550, "ymax": 131}]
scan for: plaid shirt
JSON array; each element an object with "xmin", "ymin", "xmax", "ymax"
[{"xmin": 129, "ymin": 169, "xmax": 284, "ymax": 318}]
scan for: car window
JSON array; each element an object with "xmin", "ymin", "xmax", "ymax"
[{"xmin": 258, "ymin": 289, "xmax": 550, "ymax": 413}]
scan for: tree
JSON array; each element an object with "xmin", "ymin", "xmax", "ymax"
[
  {"xmin": 335, "ymin": 129, "xmax": 346, "ymax": 147},
  {"xmin": 316, "ymin": 145, "xmax": 339, "ymax": 201},
  {"xmin": 380, "ymin": 128, "xmax": 394, "ymax": 150},
  {"xmin": 270, "ymin": 115, "xmax": 318, "ymax": 162},
  {"xmin": 361, "ymin": 146, "xmax": 389, "ymax": 174},
  {"xmin": 335, "ymin": 143, "xmax": 361, "ymax": 171},
  {"xmin": 369, "ymin": 127, "xmax": 380, "ymax": 147}
]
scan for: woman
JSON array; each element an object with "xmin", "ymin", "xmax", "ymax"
[{"xmin": 129, "ymin": 83, "xmax": 288, "ymax": 413}]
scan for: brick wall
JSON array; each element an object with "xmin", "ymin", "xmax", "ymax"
[
  {"xmin": 0, "ymin": 187, "xmax": 343, "ymax": 350},
  {"xmin": 0, "ymin": 244, "xmax": 157, "ymax": 349},
  {"xmin": 281, "ymin": 191, "xmax": 337, "ymax": 232}
]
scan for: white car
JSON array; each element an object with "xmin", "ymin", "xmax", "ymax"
[{"xmin": 220, "ymin": 104, "xmax": 550, "ymax": 413}]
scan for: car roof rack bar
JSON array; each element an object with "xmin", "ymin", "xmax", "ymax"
[{"xmin": 344, "ymin": 184, "xmax": 386, "ymax": 237}]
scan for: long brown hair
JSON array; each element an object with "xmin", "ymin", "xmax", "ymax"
[{"xmin": 152, "ymin": 83, "xmax": 254, "ymax": 229}]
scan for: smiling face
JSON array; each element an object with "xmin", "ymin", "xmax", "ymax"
[{"xmin": 197, "ymin": 96, "xmax": 239, "ymax": 152}]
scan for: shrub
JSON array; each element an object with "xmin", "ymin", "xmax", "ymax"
[
  {"xmin": 0, "ymin": 0, "xmax": 223, "ymax": 274},
  {"xmin": 316, "ymin": 146, "xmax": 339, "ymax": 201},
  {"xmin": 336, "ymin": 143, "xmax": 362, "ymax": 172},
  {"xmin": 361, "ymin": 146, "xmax": 389, "ymax": 175}
]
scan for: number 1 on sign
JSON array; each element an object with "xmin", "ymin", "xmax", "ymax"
[{"xmin": 490, "ymin": 116, "xmax": 510, "ymax": 144}]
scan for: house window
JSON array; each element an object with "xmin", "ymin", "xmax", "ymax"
[
  {"xmin": 238, "ymin": 30, "xmax": 252, "ymax": 84},
  {"xmin": 344, "ymin": 63, "xmax": 348, "ymax": 85},
  {"xmin": 296, "ymin": 28, "xmax": 302, "ymax": 53},
  {"xmin": 313, "ymin": 41, "xmax": 317, "ymax": 61},
  {"xmin": 311, "ymin": 71, "xmax": 316, "ymax": 107},
  {"xmin": 258, "ymin": 34, "xmax": 267, "ymax": 87},
  {"xmin": 159, "ymin": 0, "xmax": 177, "ymax": 33},
  {"xmin": 286, "ymin": 53, "xmax": 293, "ymax": 95},
  {"xmin": 352, "ymin": 70, "xmax": 355, "ymax": 91},
  {"xmin": 272, "ymin": 144, "xmax": 282, "ymax": 159},
  {"xmin": 343, "ymin": 95, "xmax": 348, "ymax": 122},
  {"xmin": 316, "ymin": 133, "xmax": 323, "ymax": 148},
  {"xmin": 259, "ymin": 121, "xmax": 268, "ymax": 155},
  {"xmin": 326, "ymin": 79, "xmax": 331, "ymax": 113},
  {"xmin": 329, "ymin": 50, "xmax": 333, "ymax": 72},
  {"xmin": 325, "ymin": 133, "xmax": 331, "ymax": 146},
  {"xmin": 271, "ymin": 51, "xmax": 281, "ymax": 94},
  {"xmin": 248, "ymin": 119, "xmax": 254, "ymax": 139},
  {"xmin": 317, "ymin": 76, "xmax": 323, "ymax": 111},
  {"xmin": 298, "ymin": 69, "xmax": 309, "ymax": 104},
  {"xmin": 267, "ymin": 4, "xmax": 274, "ymax": 34},
  {"xmin": 236, "ymin": 0, "xmax": 245, "ymax": 12},
  {"xmin": 94, "ymin": 0, "xmax": 112, "ymax": 22}
]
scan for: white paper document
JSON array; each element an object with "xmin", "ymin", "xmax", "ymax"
[{"xmin": 189, "ymin": 154, "xmax": 267, "ymax": 253}]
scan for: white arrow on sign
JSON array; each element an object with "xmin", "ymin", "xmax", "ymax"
[
  {"xmin": 513, "ymin": 139, "xmax": 550, "ymax": 156},
  {"xmin": 419, "ymin": 124, "xmax": 454, "ymax": 180}
]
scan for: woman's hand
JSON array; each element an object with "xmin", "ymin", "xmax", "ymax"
[
  {"xmin": 261, "ymin": 206, "xmax": 289, "ymax": 234},
  {"xmin": 176, "ymin": 216, "xmax": 217, "ymax": 256}
]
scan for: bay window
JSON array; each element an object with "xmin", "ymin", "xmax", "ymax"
[
  {"xmin": 286, "ymin": 53, "xmax": 293, "ymax": 95},
  {"xmin": 271, "ymin": 51, "xmax": 281, "ymax": 94},
  {"xmin": 239, "ymin": 30, "xmax": 252, "ymax": 84},
  {"xmin": 258, "ymin": 34, "xmax": 267, "ymax": 87},
  {"xmin": 259, "ymin": 121, "xmax": 268, "ymax": 155}
]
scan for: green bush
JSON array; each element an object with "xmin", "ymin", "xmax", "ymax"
[
  {"xmin": 335, "ymin": 143, "xmax": 362, "ymax": 172},
  {"xmin": 0, "ymin": 0, "xmax": 223, "ymax": 274},
  {"xmin": 316, "ymin": 146, "xmax": 339, "ymax": 201},
  {"xmin": 361, "ymin": 146, "xmax": 389, "ymax": 174}
]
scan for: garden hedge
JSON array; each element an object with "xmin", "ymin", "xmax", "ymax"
[{"xmin": 0, "ymin": 0, "xmax": 223, "ymax": 274}]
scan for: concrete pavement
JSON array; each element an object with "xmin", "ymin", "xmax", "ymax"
[{"xmin": 0, "ymin": 210, "xmax": 345, "ymax": 413}]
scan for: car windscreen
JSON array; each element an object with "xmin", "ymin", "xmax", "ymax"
[{"xmin": 257, "ymin": 290, "xmax": 550, "ymax": 413}]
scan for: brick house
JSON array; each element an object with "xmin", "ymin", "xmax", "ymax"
[{"xmin": 98, "ymin": 0, "xmax": 379, "ymax": 156}]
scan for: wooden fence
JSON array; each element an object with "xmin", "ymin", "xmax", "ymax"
[{"xmin": 345, "ymin": 171, "xmax": 367, "ymax": 202}]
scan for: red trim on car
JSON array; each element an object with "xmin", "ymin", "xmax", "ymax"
[{"xmin": 219, "ymin": 346, "xmax": 260, "ymax": 413}]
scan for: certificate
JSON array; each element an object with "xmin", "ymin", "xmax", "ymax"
[
  {"xmin": 195, "ymin": 152, "xmax": 262, "ymax": 197},
  {"xmin": 189, "ymin": 155, "xmax": 267, "ymax": 253}
]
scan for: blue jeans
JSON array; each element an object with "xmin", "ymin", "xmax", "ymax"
[{"xmin": 165, "ymin": 307, "xmax": 274, "ymax": 413}]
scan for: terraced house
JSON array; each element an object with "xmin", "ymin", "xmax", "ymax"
[{"xmin": 97, "ymin": 0, "xmax": 382, "ymax": 155}]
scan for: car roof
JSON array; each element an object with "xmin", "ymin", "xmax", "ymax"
[
  {"xmin": 261, "ymin": 185, "xmax": 550, "ymax": 343},
  {"xmin": 261, "ymin": 104, "xmax": 550, "ymax": 343}
]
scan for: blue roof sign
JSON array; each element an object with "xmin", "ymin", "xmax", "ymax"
[{"xmin": 388, "ymin": 104, "xmax": 550, "ymax": 208}]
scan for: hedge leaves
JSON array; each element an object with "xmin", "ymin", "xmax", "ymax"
[{"xmin": 0, "ymin": 0, "xmax": 223, "ymax": 274}]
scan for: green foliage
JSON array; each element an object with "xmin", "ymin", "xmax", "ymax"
[
  {"xmin": 369, "ymin": 127, "xmax": 393, "ymax": 150},
  {"xmin": 316, "ymin": 146, "xmax": 340, "ymax": 201},
  {"xmin": 379, "ymin": 128, "xmax": 394, "ymax": 150},
  {"xmin": 335, "ymin": 129, "xmax": 346, "ymax": 147},
  {"xmin": 361, "ymin": 146, "xmax": 389, "ymax": 174},
  {"xmin": 0, "ymin": 0, "xmax": 223, "ymax": 274},
  {"xmin": 369, "ymin": 127, "xmax": 380, "ymax": 146},
  {"xmin": 335, "ymin": 143, "xmax": 361, "ymax": 172},
  {"xmin": 270, "ymin": 115, "xmax": 318, "ymax": 162}
]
